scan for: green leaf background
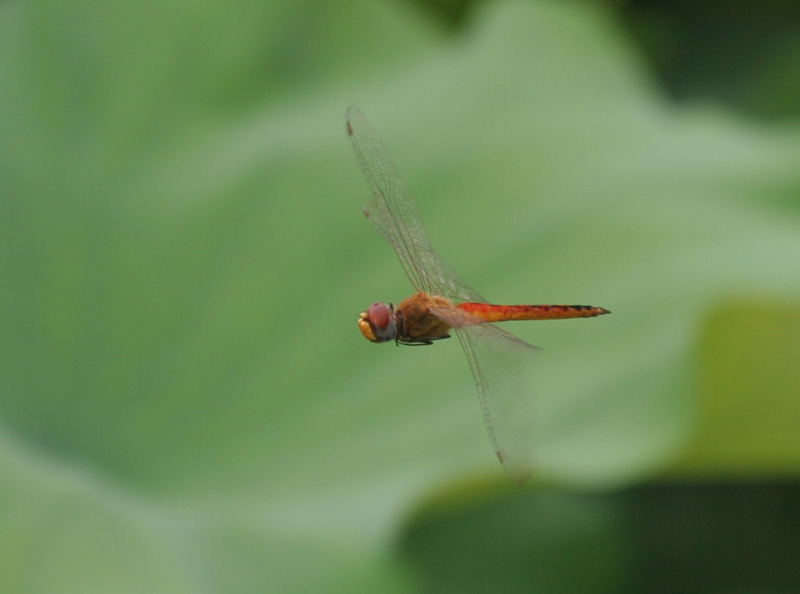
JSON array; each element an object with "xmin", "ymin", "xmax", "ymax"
[{"xmin": 2, "ymin": 0, "xmax": 799, "ymax": 592}]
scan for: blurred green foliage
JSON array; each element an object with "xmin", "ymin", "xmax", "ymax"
[{"xmin": 1, "ymin": 0, "xmax": 799, "ymax": 592}]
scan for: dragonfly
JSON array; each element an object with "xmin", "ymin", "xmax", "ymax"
[{"xmin": 346, "ymin": 106, "xmax": 610, "ymax": 483}]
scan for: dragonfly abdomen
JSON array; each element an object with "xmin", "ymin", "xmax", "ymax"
[{"xmin": 457, "ymin": 302, "xmax": 610, "ymax": 322}]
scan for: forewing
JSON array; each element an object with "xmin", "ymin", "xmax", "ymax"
[
  {"xmin": 454, "ymin": 323, "xmax": 541, "ymax": 484},
  {"xmin": 346, "ymin": 106, "xmax": 483, "ymax": 302}
]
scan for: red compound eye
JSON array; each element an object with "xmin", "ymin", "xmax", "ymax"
[
  {"xmin": 358, "ymin": 302, "xmax": 395, "ymax": 343},
  {"xmin": 367, "ymin": 302, "xmax": 391, "ymax": 328}
]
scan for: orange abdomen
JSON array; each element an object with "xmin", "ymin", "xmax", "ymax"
[{"xmin": 457, "ymin": 302, "xmax": 610, "ymax": 322}]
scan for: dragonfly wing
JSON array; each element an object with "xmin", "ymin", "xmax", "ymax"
[
  {"xmin": 346, "ymin": 106, "xmax": 484, "ymax": 303},
  {"xmin": 454, "ymin": 323, "xmax": 541, "ymax": 484}
]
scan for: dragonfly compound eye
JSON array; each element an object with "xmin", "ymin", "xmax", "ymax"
[{"xmin": 357, "ymin": 302, "xmax": 396, "ymax": 343}]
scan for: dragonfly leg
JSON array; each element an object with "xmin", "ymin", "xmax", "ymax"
[{"xmin": 397, "ymin": 333, "xmax": 451, "ymax": 346}]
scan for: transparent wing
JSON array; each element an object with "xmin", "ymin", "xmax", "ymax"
[
  {"xmin": 346, "ymin": 106, "xmax": 483, "ymax": 302},
  {"xmin": 454, "ymin": 324, "xmax": 541, "ymax": 484}
]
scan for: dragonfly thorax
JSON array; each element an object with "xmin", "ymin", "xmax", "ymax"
[{"xmin": 358, "ymin": 302, "xmax": 396, "ymax": 343}]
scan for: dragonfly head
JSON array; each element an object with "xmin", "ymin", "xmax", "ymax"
[{"xmin": 358, "ymin": 302, "xmax": 396, "ymax": 343}]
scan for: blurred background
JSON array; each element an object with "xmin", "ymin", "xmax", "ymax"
[{"xmin": 2, "ymin": 0, "xmax": 800, "ymax": 592}]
